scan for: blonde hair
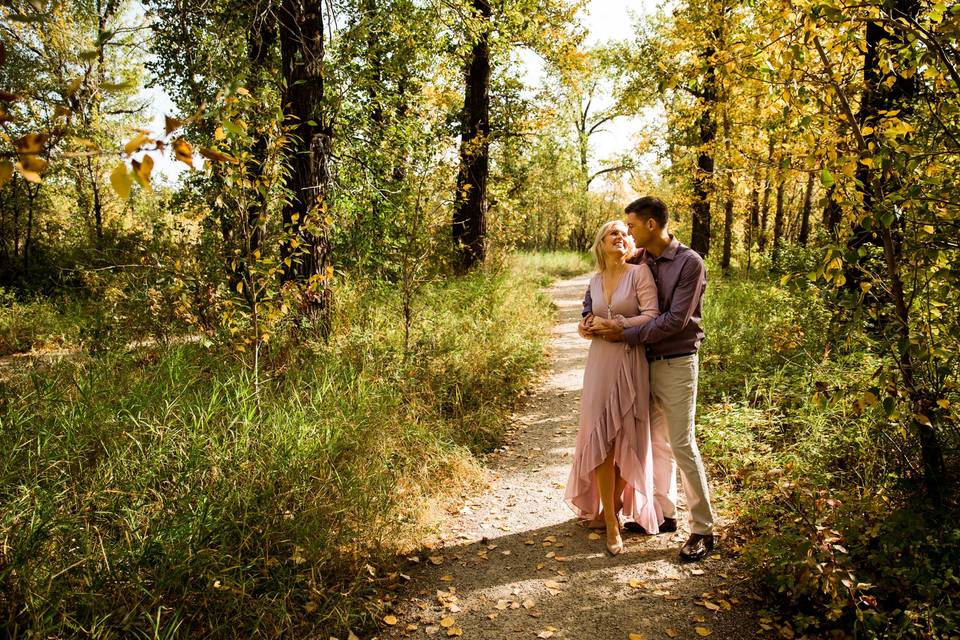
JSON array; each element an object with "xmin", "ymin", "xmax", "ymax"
[{"xmin": 591, "ymin": 220, "xmax": 628, "ymax": 273}]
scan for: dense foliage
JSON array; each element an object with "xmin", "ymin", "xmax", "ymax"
[{"xmin": 1, "ymin": 0, "xmax": 958, "ymax": 636}]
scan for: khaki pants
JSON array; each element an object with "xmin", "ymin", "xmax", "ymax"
[{"xmin": 650, "ymin": 354, "xmax": 715, "ymax": 535}]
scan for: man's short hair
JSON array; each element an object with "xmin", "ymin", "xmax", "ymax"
[{"xmin": 625, "ymin": 196, "xmax": 668, "ymax": 228}]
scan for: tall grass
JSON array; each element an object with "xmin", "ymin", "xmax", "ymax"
[
  {"xmin": 0, "ymin": 260, "xmax": 574, "ymax": 639},
  {"xmin": 508, "ymin": 250, "xmax": 592, "ymax": 286}
]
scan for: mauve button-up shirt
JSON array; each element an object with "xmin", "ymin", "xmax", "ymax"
[{"xmin": 582, "ymin": 237, "xmax": 707, "ymax": 358}]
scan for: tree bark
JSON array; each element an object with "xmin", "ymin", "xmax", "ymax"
[
  {"xmin": 279, "ymin": 0, "xmax": 334, "ymax": 322},
  {"xmin": 690, "ymin": 46, "xmax": 716, "ymax": 258},
  {"xmin": 758, "ymin": 136, "xmax": 774, "ymax": 252},
  {"xmin": 798, "ymin": 170, "xmax": 814, "ymax": 246},
  {"xmin": 452, "ymin": 0, "xmax": 492, "ymax": 273},
  {"xmin": 771, "ymin": 167, "xmax": 785, "ymax": 269},
  {"xmin": 720, "ymin": 109, "xmax": 734, "ymax": 271}
]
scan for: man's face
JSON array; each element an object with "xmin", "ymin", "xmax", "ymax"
[{"xmin": 626, "ymin": 212, "xmax": 655, "ymax": 249}]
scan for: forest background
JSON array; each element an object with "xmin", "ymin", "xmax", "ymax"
[{"xmin": 0, "ymin": 0, "xmax": 958, "ymax": 637}]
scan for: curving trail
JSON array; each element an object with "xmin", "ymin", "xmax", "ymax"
[{"xmin": 380, "ymin": 274, "xmax": 769, "ymax": 640}]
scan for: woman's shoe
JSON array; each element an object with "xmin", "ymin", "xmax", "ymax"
[{"xmin": 605, "ymin": 531, "xmax": 624, "ymax": 556}]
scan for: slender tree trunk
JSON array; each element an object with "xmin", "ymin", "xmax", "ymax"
[
  {"xmin": 799, "ymin": 170, "xmax": 814, "ymax": 246},
  {"xmin": 771, "ymin": 167, "xmax": 786, "ymax": 269},
  {"xmin": 720, "ymin": 109, "xmax": 734, "ymax": 271},
  {"xmin": 848, "ymin": 0, "xmax": 943, "ymax": 491},
  {"xmin": 279, "ymin": 0, "xmax": 333, "ymax": 323},
  {"xmin": 452, "ymin": 0, "xmax": 492, "ymax": 273},
  {"xmin": 23, "ymin": 185, "xmax": 37, "ymax": 273},
  {"xmin": 690, "ymin": 46, "xmax": 716, "ymax": 257},
  {"xmin": 822, "ymin": 184, "xmax": 841, "ymax": 239},
  {"xmin": 758, "ymin": 136, "xmax": 774, "ymax": 252},
  {"xmin": 746, "ymin": 171, "xmax": 760, "ymax": 274}
]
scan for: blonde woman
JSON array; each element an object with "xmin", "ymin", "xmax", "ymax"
[{"xmin": 565, "ymin": 220, "xmax": 663, "ymax": 555}]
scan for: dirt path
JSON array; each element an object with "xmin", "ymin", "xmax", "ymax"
[{"xmin": 380, "ymin": 274, "xmax": 769, "ymax": 640}]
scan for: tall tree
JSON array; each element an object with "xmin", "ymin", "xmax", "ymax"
[
  {"xmin": 278, "ymin": 0, "xmax": 334, "ymax": 319},
  {"xmin": 452, "ymin": 0, "xmax": 492, "ymax": 272}
]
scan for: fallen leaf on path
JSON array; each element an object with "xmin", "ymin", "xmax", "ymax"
[
  {"xmin": 440, "ymin": 575, "xmax": 453, "ymax": 582},
  {"xmin": 628, "ymin": 578, "xmax": 644, "ymax": 589},
  {"xmin": 348, "ymin": 632, "xmax": 360, "ymax": 640},
  {"xmin": 439, "ymin": 617, "xmax": 455, "ymax": 628},
  {"xmin": 545, "ymin": 551, "xmax": 556, "ymax": 558},
  {"xmin": 406, "ymin": 623, "xmax": 418, "ymax": 631},
  {"xmin": 690, "ymin": 568, "xmax": 705, "ymax": 576},
  {"xmin": 424, "ymin": 625, "xmax": 439, "ymax": 635},
  {"xmin": 665, "ymin": 628, "xmax": 678, "ymax": 638},
  {"xmin": 495, "ymin": 599, "xmax": 511, "ymax": 610},
  {"xmin": 653, "ymin": 590, "xmax": 671, "ymax": 596},
  {"xmin": 695, "ymin": 627, "xmax": 713, "ymax": 636},
  {"xmin": 487, "ymin": 613, "xmax": 498, "ymax": 620},
  {"xmin": 700, "ymin": 600, "xmax": 720, "ymax": 611},
  {"xmin": 522, "ymin": 599, "xmax": 536, "ymax": 609},
  {"xmin": 588, "ymin": 532, "xmax": 601, "ymax": 540},
  {"xmin": 383, "ymin": 615, "xmax": 398, "ymax": 625},
  {"xmin": 629, "ymin": 634, "xmax": 646, "ymax": 640},
  {"xmin": 429, "ymin": 556, "xmax": 444, "ymax": 565},
  {"xmin": 447, "ymin": 627, "xmax": 463, "ymax": 637}
]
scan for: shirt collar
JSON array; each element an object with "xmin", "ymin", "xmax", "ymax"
[{"xmin": 657, "ymin": 235, "xmax": 681, "ymax": 261}]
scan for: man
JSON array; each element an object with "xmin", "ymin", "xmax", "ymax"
[{"xmin": 579, "ymin": 195, "xmax": 715, "ymax": 562}]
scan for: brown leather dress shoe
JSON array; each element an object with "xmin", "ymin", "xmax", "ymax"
[{"xmin": 679, "ymin": 533, "xmax": 714, "ymax": 562}]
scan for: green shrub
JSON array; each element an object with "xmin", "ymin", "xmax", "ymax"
[{"xmin": 698, "ymin": 273, "xmax": 960, "ymax": 640}]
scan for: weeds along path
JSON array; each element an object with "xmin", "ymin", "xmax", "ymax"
[{"xmin": 380, "ymin": 274, "xmax": 769, "ymax": 640}]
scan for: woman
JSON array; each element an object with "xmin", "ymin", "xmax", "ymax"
[{"xmin": 564, "ymin": 220, "xmax": 663, "ymax": 555}]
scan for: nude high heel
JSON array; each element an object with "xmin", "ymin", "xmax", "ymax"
[{"xmin": 606, "ymin": 530, "xmax": 624, "ymax": 556}]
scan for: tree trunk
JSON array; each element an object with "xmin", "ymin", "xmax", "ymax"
[
  {"xmin": 758, "ymin": 136, "xmax": 774, "ymax": 252},
  {"xmin": 746, "ymin": 171, "xmax": 760, "ymax": 274},
  {"xmin": 720, "ymin": 109, "xmax": 734, "ymax": 271},
  {"xmin": 452, "ymin": 0, "xmax": 492, "ymax": 273},
  {"xmin": 771, "ymin": 167, "xmax": 785, "ymax": 270},
  {"xmin": 850, "ymin": 0, "xmax": 944, "ymax": 492},
  {"xmin": 690, "ymin": 48, "xmax": 716, "ymax": 258},
  {"xmin": 822, "ymin": 185, "xmax": 841, "ymax": 240},
  {"xmin": 279, "ymin": 0, "xmax": 334, "ymax": 323},
  {"xmin": 798, "ymin": 170, "xmax": 814, "ymax": 246}
]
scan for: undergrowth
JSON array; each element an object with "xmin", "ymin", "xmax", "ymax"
[
  {"xmin": 698, "ymin": 273, "xmax": 959, "ymax": 640},
  {"xmin": 0, "ymin": 260, "xmax": 567, "ymax": 639}
]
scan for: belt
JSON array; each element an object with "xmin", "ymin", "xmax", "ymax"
[{"xmin": 649, "ymin": 351, "xmax": 696, "ymax": 362}]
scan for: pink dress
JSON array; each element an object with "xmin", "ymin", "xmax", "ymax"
[{"xmin": 564, "ymin": 263, "xmax": 664, "ymax": 533}]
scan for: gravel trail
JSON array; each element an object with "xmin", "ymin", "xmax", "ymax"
[{"xmin": 379, "ymin": 274, "xmax": 770, "ymax": 640}]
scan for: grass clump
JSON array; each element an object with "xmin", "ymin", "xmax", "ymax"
[
  {"xmin": 0, "ymin": 258, "xmax": 571, "ymax": 639},
  {"xmin": 509, "ymin": 250, "xmax": 592, "ymax": 286}
]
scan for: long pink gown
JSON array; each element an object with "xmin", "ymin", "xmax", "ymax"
[{"xmin": 564, "ymin": 263, "xmax": 664, "ymax": 534}]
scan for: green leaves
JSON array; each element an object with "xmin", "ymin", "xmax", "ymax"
[{"xmin": 820, "ymin": 167, "xmax": 835, "ymax": 188}]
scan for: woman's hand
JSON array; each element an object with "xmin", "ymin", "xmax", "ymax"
[
  {"xmin": 589, "ymin": 316, "xmax": 625, "ymax": 342},
  {"xmin": 578, "ymin": 314, "xmax": 595, "ymax": 339}
]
